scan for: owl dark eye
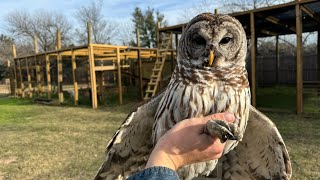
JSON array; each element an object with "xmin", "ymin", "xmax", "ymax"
[
  {"xmin": 192, "ymin": 36, "xmax": 206, "ymax": 46},
  {"xmin": 220, "ymin": 37, "xmax": 232, "ymax": 44}
]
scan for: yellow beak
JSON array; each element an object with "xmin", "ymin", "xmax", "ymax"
[{"xmin": 209, "ymin": 50, "xmax": 214, "ymax": 66}]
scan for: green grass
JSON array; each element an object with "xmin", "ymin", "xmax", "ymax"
[
  {"xmin": 257, "ymin": 86, "xmax": 319, "ymax": 113},
  {"xmin": 267, "ymin": 112, "xmax": 320, "ymax": 179},
  {"xmin": 0, "ymin": 97, "xmax": 319, "ymax": 179},
  {"xmin": 0, "ymin": 97, "xmax": 137, "ymax": 179}
]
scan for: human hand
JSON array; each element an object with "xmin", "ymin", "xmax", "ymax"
[{"xmin": 145, "ymin": 113, "xmax": 235, "ymax": 171}]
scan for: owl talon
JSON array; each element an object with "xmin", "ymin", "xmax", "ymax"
[{"xmin": 204, "ymin": 120, "xmax": 239, "ymax": 143}]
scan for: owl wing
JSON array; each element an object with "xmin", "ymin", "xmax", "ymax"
[
  {"xmin": 94, "ymin": 91, "xmax": 165, "ymax": 180},
  {"xmin": 220, "ymin": 106, "xmax": 292, "ymax": 180}
]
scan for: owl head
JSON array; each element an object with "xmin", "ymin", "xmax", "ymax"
[{"xmin": 178, "ymin": 13, "xmax": 247, "ymax": 69}]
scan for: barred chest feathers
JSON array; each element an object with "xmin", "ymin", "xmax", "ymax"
[{"xmin": 152, "ymin": 64, "xmax": 251, "ymax": 179}]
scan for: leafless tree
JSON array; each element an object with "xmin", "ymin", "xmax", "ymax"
[
  {"xmin": 179, "ymin": 0, "xmax": 292, "ymax": 23},
  {"xmin": 178, "ymin": 0, "xmax": 217, "ymax": 23},
  {"xmin": 5, "ymin": 9, "xmax": 72, "ymax": 52},
  {"xmin": 220, "ymin": 0, "xmax": 291, "ymax": 13},
  {"xmin": 115, "ymin": 20, "xmax": 135, "ymax": 46},
  {"xmin": 74, "ymin": 0, "xmax": 117, "ymax": 44}
]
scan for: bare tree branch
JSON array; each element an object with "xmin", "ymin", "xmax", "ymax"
[
  {"xmin": 178, "ymin": 0, "xmax": 217, "ymax": 23},
  {"xmin": 220, "ymin": 0, "xmax": 291, "ymax": 13},
  {"xmin": 5, "ymin": 9, "xmax": 72, "ymax": 52},
  {"xmin": 74, "ymin": 0, "xmax": 117, "ymax": 44}
]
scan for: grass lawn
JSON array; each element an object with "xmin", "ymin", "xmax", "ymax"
[
  {"xmin": 0, "ymin": 97, "xmax": 136, "ymax": 179},
  {"xmin": 0, "ymin": 96, "xmax": 319, "ymax": 179},
  {"xmin": 257, "ymin": 86, "xmax": 320, "ymax": 113}
]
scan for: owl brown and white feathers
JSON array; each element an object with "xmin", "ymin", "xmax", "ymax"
[
  {"xmin": 152, "ymin": 13, "xmax": 250, "ymax": 179},
  {"xmin": 94, "ymin": 13, "xmax": 291, "ymax": 180}
]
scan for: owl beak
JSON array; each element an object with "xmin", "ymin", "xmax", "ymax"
[{"xmin": 208, "ymin": 50, "xmax": 215, "ymax": 66}]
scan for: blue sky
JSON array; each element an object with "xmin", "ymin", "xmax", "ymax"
[{"xmin": 0, "ymin": 0, "xmax": 221, "ymax": 34}]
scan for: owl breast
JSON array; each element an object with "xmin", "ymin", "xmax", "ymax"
[{"xmin": 152, "ymin": 65, "xmax": 251, "ymax": 179}]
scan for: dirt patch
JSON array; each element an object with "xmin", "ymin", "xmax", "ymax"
[
  {"xmin": 0, "ymin": 172, "xmax": 5, "ymax": 180},
  {"xmin": 0, "ymin": 156, "xmax": 17, "ymax": 165},
  {"xmin": 0, "ymin": 156, "xmax": 18, "ymax": 179}
]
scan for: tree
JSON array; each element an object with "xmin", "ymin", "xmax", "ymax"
[
  {"xmin": 74, "ymin": 0, "xmax": 116, "ymax": 44},
  {"xmin": 0, "ymin": 34, "xmax": 14, "ymax": 81},
  {"xmin": 131, "ymin": 7, "xmax": 167, "ymax": 48},
  {"xmin": 178, "ymin": 0, "xmax": 292, "ymax": 22},
  {"xmin": 220, "ymin": 0, "xmax": 291, "ymax": 13},
  {"xmin": 5, "ymin": 9, "xmax": 72, "ymax": 52},
  {"xmin": 0, "ymin": 34, "xmax": 14, "ymax": 63},
  {"xmin": 116, "ymin": 20, "xmax": 135, "ymax": 46},
  {"xmin": 178, "ymin": 0, "xmax": 218, "ymax": 23}
]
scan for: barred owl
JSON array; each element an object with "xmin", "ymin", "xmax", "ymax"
[{"xmin": 95, "ymin": 13, "xmax": 292, "ymax": 180}]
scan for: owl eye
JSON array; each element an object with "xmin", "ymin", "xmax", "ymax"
[
  {"xmin": 192, "ymin": 36, "xmax": 206, "ymax": 46},
  {"xmin": 220, "ymin": 37, "xmax": 232, "ymax": 44}
]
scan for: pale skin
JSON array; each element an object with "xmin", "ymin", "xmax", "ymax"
[{"xmin": 146, "ymin": 113, "xmax": 235, "ymax": 171}]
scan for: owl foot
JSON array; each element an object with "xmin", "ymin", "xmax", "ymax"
[{"xmin": 204, "ymin": 120, "xmax": 239, "ymax": 143}]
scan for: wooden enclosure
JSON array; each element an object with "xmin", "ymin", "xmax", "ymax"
[
  {"xmin": 10, "ymin": 0, "xmax": 319, "ymax": 113},
  {"xmin": 12, "ymin": 22, "xmax": 177, "ymax": 109}
]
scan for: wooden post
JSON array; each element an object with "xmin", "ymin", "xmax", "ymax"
[
  {"xmin": 12, "ymin": 45, "xmax": 18, "ymax": 96},
  {"xmin": 13, "ymin": 60, "xmax": 17, "ymax": 96},
  {"xmin": 34, "ymin": 34, "xmax": 41, "ymax": 95},
  {"xmin": 87, "ymin": 21, "xmax": 93, "ymax": 95},
  {"xmin": 71, "ymin": 50, "xmax": 78, "ymax": 105},
  {"xmin": 250, "ymin": 12, "xmax": 256, "ymax": 107},
  {"xmin": 295, "ymin": 3, "xmax": 303, "ymax": 114},
  {"xmin": 87, "ymin": 21, "xmax": 92, "ymax": 44},
  {"xmin": 88, "ymin": 44, "xmax": 98, "ymax": 108},
  {"xmin": 57, "ymin": 30, "xmax": 64, "ymax": 103},
  {"xmin": 214, "ymin": 9, "xmax": 218, "ymax": 15},
  {"xmin": 170, "ymin": 33, "xmax": 174, "ymax": 72},
  {"xmin": 98, "ymin": 71, "xmax": 104, "ymax": 104},
  {"xmin": 136, "ymin": 29, "xmax": 143, "ymax": 99},
  {"xmin": 138, "ymin": 49, "xmax": 143, "ymax": 99},
  {"xmin": 34, "ymin": 33, "xmax": 38, "ymax": 54},
  {"xmin": 57, "ymin": 30, "xmax": 61, "ymax": 50},
  {"xmin": 99, "ymin": 57, "xmax": 105, "ymax": 104},
  {"xmin": 136, "ymin": 28, "xmax": 140, "ymax": 47},
  {"xmin": 276, "ymin": 35, "xmax": 280, "ymax": 84},
  {"xmin": 45, "ymin": 54, "xmax": 52, "ymax": 99},
  {"xmin": 26, "ymin": 58, "xmax": 33, "ymax": 98},
  {"xmin": 18, "ymin": 59, "xmax": 25, "ymax": 97},
  {"xmin": 117, "ymin": 47, "xmax": 123, "ymax": 104},
  {"xmin": 157, "ymin": 22, "xmax": 160, "ymax": 48},
  {"xmin": 175, "ymin": 33, "xmax": 179, "ymax": 62}
]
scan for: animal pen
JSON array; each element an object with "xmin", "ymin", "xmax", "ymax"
[
  {"xmin": 11, "ymin": 22, "xmax": 177, "ymax": 109},
  {"xmin": 10, "ymin": 0, "xmax": 320, "ymax": 113}
]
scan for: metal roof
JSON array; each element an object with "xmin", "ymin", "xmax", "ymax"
[{"xmin": 159, "ymin": 0, "xmax": 320, "ymax": 38}]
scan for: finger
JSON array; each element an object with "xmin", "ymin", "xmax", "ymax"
[
  {"xmin": 201, "ymin": 112, "xmax": 235, "ymax": 123},
  {"xmin": 199, "ymin": 133, "xmax": 225, "ymax": 154}
]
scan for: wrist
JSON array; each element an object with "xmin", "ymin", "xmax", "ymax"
[{"xmin": 145, "ymin": 139, "xmax": 180, "ymax": 170}]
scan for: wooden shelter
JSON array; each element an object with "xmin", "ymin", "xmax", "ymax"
[
  {"xmin": 158, "ymin": 0, "xmax": 320, "ymax": 113},
  {"xmin": 12, "ymin": 22, "xmax": 176, "ymax": 109}
]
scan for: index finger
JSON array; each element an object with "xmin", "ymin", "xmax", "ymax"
[{"xmin": 201, "ymin": 112, "xmax": 235, "ymax": 123}]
